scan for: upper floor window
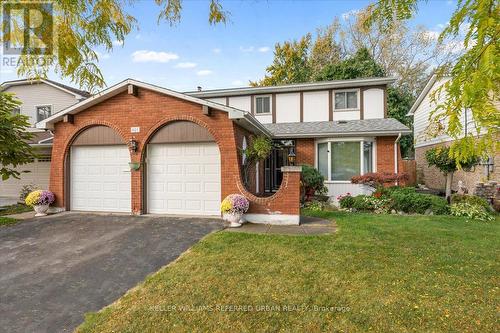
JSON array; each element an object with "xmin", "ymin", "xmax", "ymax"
[
  {"xmin": 334, "ymin": 90, "xmax": 358, "ymax": 110},
  {"xmin": 255, "ymin": 96, "xmax": 271, "ymax": 114},
  {"xmin": 12, "ymin": 107, "xmax": 20, "ymax": 115},
  {"xmin": 36, "ymin": 105, "xmax": 52, "ymax": 122}
]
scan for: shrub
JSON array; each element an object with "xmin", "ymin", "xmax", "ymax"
[
  {"xmin": 19, "ymin": 184, "xmax": 38, "ymax": 201},
  {"xmin": 351, "ymin": 195, "xmax": 391, "ymax": 214},
  {"xmin": 450, "ymin": 202, "xmax": 493, "ymax": 222},
  {"xmin": 429, "ymin": 195, "xmax": 450, "ymax": 215},
  {"xmin": 351, "ymin": 172, "xmax": 409, "ymax": 189},
  {"xmin": 304, "ymin": 200, "xmax": 336, "ymax": 212},
  {"xmin": 389, "ymin": 191, "xmax": 448, "ymax": 215},
  {"xmin": 337, "ymin": 193, "xmax": 354, "ymax": 209},
  {"xmin": 451, "ymin": 194, "xmax": 490, "ymax": 211},
  {"xmin": 301, "ymin": 165, "xmax": 327, "ymax": 200}
]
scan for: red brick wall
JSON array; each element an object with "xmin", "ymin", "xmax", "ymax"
[
  {"xmin": 376, "ymin": 136, "xmax": 398, "ymax": 173},
  {"xmin": 49, "ymin": 88, "xmax": 299, "ymax": 216},
  {"xmin": 296, "ymin": 138, "xmax": 315, "ymax": 166}
]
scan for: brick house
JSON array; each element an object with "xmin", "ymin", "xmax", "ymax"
[
  {"xmin": 34, "ymin": 77, "xmax": 410, "ymax": 224},
  {"xmin": 408, "ymin": 75, "xmax": 499, "ymax": 193}
]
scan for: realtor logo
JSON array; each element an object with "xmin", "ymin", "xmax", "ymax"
[{"xmin": 2, "ymin": 1, "xmax": 53, "ymax": 55}]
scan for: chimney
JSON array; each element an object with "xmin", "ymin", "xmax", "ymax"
[{"xmin": 197, "ymin": 86, "xmax": 202, "ymax": 91}]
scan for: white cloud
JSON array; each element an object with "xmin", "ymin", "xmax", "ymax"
[
  {"xmin": 94, "ymin": 50, "xmax": 110, "ymax": 60},
  {"xmin": 135, "ymin": 34, "xmax": 142, "ymax": 40},
  {"xmin": 212, "ymin": 48, "xmax": 221, "ymax": 54},
  {"xmin": 231, "ymin": 80, "xmax": 244, "ymax": 86},
  {"xmin": 341, "ymin": 9, "xmax": 359, "ymax": 20},
  {"xmin": 258, "ymin": 46, "xmax": 270, "ymax": 53},
  {"xmin": 131, "ymin": 50, "xmax": 179, "ymax": 63},
  {"xmin": 197, "ymin": 69, "xmax": 213, "ymax": 76},
  {"xmin": 240, "ymin": 46, "xmax": 254, "ymax": 53},
  {"xmin": 113, "ymin": 40, "xmax": 124, "ymax": 46},
  {"xmin": 0, "ymin": 68, "xmax": 13, "ymax": 74},
  {"xmin": 175, "ymin": 62, "xmax": 197, "ymax": 69},
  {"xmin": 423, "ymin": 30, "xmax": 441, "ymax": 40}
]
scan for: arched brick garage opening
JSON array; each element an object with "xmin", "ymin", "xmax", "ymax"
[
  {"xmin": 65, "ymin": 125, "xmax": 131, "ymax": 212},
  {"xmin": 142, "ymin": 120, "xmax": 221, "ymax": 215}
]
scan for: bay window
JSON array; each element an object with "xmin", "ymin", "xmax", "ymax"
[{"xmin": 316, "ymin": 139, "xmax": 375, "ymax": 182}]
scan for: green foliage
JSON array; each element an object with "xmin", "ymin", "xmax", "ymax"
[
  {"xmin": 301, "ymin": 165, "xmax": 327, "ymax": 196},
  {"xmin": 315, "ymin": 48, "xmax": 385, "ymax": 81},
  {"xmin": 451, "ymin": 194, "xmax": 491, "ymax": 211},
  {"xmin": 338, "ymin": 194, "xmax": 355, "ymax": 209},
  {"xmin": 5, "ymin": 1, "xmax": 228, "ymax": 91},
  {"xmin": 0, "ymin": 92, "xmax": 36, "ymax": 180},
  {"xmin": 390, "ymin": 191, "xmax": 449, "ymax": 215},
  {"xmin": 450, "ymin": 202, "xmax": 494, "ymax": 222},
  {"xmin": 365, "ymin": 0, "xmax": 500, "ymax": 164},
  {"xmin": 241, "ymin": 136, "xmax": 272, "ymax": 188},
  {"xmin": 303, "ymin": 200, "xmax": 336, "ymax": 212},
  {"xmin": 251, "ymin": 35, "xmax": 312, "ymax": 86},
  {"xmin": 425, "ymin": 146, "xmax": 479, "ymax": 174},
  {"xmin": 387, "ymin": 87, "xmax": 414, "ymax": 157}
]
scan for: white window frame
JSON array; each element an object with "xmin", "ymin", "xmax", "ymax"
[
  {"xmin": 254, "ymin": 95, "xmax": 272, "ymax": 115},
  {"xmin": 333, "ymin": 89, "xmax": 360, "ymax": 112},
  {"xmin": 12, "ymin": 106, "xmax": 21, "ymax": 115},
  {"xmin": 35, "ymin": 104, "xmax": 53, "ymax": 122},
  {"xmin": 315, "ymin": 137, "xmax": 377, "ymax": 183}
]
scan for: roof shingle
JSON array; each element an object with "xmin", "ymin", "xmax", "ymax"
[{"xmin": 263, "ymin": 118, "xmax": 411, "ymax": 137}]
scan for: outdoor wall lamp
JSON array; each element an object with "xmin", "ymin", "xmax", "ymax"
[
  {"xmin": 128, "ymin": 138, "xmax": 138, "ymax": 153},
  {"xmin": 288, "ymin": 149, "xmax": 296, "ymax": 166}
]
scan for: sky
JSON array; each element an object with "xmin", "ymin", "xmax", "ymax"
[{"xmin": 0, "ymin": 0, "xmax": 458, "ymax": 91}]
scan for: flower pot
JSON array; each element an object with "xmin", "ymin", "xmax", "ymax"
[
  {"xmin": 224, "ymin": 212, "xmax": 243, "ymax": 228},
  {"xmin": 34, "ymin": 204, "xmax": 49, "ymax": 217}
]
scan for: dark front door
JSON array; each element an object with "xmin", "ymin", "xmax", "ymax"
[{"xmin": 264, "ymin": 140, "xmax": 295, "ymax": 192}]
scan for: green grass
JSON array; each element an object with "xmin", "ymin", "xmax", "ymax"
[
  {"xmin": 77, "ymin": 211, "xmax": 499, "ymax": 333},
  {"xmin": 0, "ymin": 203, "xmax": 32, "ymax": 216},
  {"xmin": 0, "ymin": 216, "xmax": 18, "ymax": 226}
]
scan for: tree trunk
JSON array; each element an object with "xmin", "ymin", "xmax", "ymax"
[{"xmin": 445, "ymin": 172, "xmax": 453, "ymax": 203}]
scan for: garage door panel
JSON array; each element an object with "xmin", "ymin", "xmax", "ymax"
[
  {"xmin": 148, "ymin": 142, "xmax": 221, "ymax": 215},
  {"xmin": 71, "ymin": 146, "xmax": 131, "ymax": 213}
]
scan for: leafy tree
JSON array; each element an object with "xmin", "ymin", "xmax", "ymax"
[
  {"xmin": 250, "ymin": 35, "xmax": 312, "ymax": 87},
  {"xmin": 315, "ymin": 48, "xmax": 385, "ymax": 81},
  {"xmin": 4, "ymin": 0, "xmax": 229, "ymax": 92},
  {"xmin": 0, "ymin": 93, "xmax": 36, "ymax": 180},
  {"xmin": 387, "ymin": 87, "xmax": 415, "ymax": 157},
  {"xmin": 425, "ymin": 146, "xmax": 479, "ymax": 200},
  {"xmin": 365, "ymin": 0, "xmax": 499, "ymax": 166}
]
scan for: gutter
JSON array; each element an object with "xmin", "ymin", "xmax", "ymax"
[
  {"xmin": 270, "ymin": 129, "xmax": 412, "ymax": 139},
  {"xmin": 394, "ymin": 133, "xmax": 402, "ymax": 184}
]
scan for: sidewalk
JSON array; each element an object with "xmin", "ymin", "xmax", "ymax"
[{"xmin": 224, "ymin": 216, "xmax": 336, "ymax": 235}]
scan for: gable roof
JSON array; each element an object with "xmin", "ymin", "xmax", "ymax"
[
  {"xmin": 407, "ymin": 74, "xmax": 452, "ymax": 116},
  {"xmin": 35, "ymin": 79, "xmax": 272, "ymax": 137},
  {"xmin": 187, "ymin": 77, "xmax": 396, "ymax": 98},
  {"xmin": 1, "ymin": 78, "xmax": 91, "ymax": 99},
  {"xmin": 264, "ymin": 118, "xmax": 411, "ymax": 138}
]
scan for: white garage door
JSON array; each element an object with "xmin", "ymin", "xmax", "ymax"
[
  {"xmin": 147, "ymin": 142, "xmax": 221, "ymax": 215},
  {"xmin": 71, "ymin": 146, "xmax": 131, "ymax": 212}
]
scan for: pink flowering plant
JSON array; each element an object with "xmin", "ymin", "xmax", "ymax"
[
  {"xmin": 337, "ymin": 192, "xmax": 354, "ymax": 209},
  {"xmin": 220, "ymin": 194, "xmax": 249, "ymax": 215}
]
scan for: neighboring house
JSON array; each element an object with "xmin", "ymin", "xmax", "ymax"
[
  {"xmin": 408, "ymin": 74, "xmax": 499, "ymax": 193},
  {"xmin": 0, "ymin": 79, "xmax": 90, "ymax": 198},
  {"xmin": 34, "ymin": 77, "xmax": 409, "ymax": 224}
]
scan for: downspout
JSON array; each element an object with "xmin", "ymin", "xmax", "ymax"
[{"xmin": 394, "ymin": 133, "xmax": 402, "ymax": 185}]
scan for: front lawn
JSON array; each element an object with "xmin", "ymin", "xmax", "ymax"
[
  {"xmin": 0, "ymin": 216, "xmax": 18, "ymax": 226},
  {"xmin": 0, "ymin": 203, "xmax": 32, "ymax": 216},
  {"xmin": 77, "ymin": 211, "xmax": 499, "ymax": 332}
]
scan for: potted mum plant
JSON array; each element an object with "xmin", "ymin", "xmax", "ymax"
[
  {"xmin": 25, "ymin": 190, "xmax": 55, "ymax": 216},
  {"xmin": 221, "ymin": 194, "xmax": 249, "ymax": 228}
]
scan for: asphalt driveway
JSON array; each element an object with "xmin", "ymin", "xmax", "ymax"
[{"xmin": 0, "ymin": 213, "xmax": 222, "ymax": 333}]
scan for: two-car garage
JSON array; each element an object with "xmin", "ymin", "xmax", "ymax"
[{"xmin": 69, "ymin": 122, "xmax": 221, "ymax": 216}]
